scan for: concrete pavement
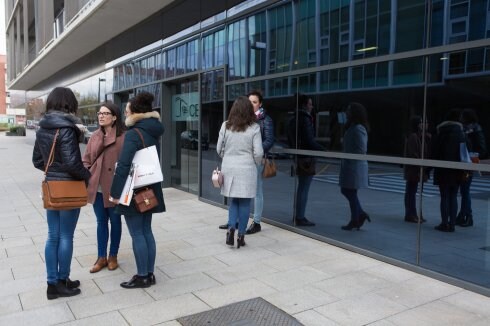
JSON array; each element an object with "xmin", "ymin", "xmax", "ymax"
[{"xmin": 0, "ymin": 130, "xmax": 489, "ymax": 326}]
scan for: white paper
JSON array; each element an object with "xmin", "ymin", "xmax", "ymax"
[{"xmin": 119, "ymin": 164, "xmax": 136, "ymax": 206}]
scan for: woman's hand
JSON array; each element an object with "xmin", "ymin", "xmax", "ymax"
[{"xmin": 109, "ymin": 196, "xmax": 119, "ymax": 205}]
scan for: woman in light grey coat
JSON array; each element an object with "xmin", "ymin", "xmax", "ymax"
[
  {"xmin": 339, "ymin": 102, "xmax": 371, "ymax": 231},
  {"xmin": 217, "ymin": 96, "xmax": 263, "ymax": 248}
]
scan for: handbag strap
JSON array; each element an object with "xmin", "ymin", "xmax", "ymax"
[
  {"xmin": 44, "ymin": 129, "xmax": 60, "ymax": 176},
  {"xmin": 134, "ymin": 128, "xmax": 147, "ymax": 149}
]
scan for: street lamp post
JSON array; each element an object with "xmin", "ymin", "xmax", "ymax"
[{"xmin": 98, "ymin": 78, "xmax": 106, "ymax": 103}]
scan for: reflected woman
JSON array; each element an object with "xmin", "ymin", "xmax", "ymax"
[{"xmin": 339, "ymin": 102, "xmax": 371, "ymax": 231}]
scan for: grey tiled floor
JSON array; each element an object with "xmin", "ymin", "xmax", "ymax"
[{"xmin": 0, "ymin": 131, "xmax": 489, "ymax": 325}]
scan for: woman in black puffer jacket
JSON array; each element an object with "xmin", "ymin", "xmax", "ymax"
[
  {"xmin": 32, "ymin": 87, "xmax": 91, "ymax": 300},
  {"xmin": 432, "ymin": 109, "xmax": 466, "ymax": 232},
  {"xmin": 110, "ymin": 92, "xmax": 165, "ymax": 289}
]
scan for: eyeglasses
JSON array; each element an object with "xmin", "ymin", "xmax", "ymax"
[{"xmin": 97, "ymin": 112, "xmax": 112, "ymax": 117}]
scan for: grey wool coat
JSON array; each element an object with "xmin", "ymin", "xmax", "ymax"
[
  {"xmin": 217, "ymin": 121, "xmax": 263, "ymax": 198},
  {"xmin": 339, "ymin": 124, "xmax": 369, "ymax": 189}
]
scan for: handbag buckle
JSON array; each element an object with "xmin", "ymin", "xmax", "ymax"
[{"xmin": 144, "ymin": 198, "xmax": 150, "ymax": 206}]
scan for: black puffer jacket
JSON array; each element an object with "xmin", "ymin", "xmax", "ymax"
[
  {"xmin": 287, "ymin": 109, "xmax": 324, "ymax": 153},
  {"xmin": 256, "ymin": 108, "xmax": 275, "ymax": 154},
  {"xmin": 33, "ymin": 111, "xmax": 91, "ymax": 183}
]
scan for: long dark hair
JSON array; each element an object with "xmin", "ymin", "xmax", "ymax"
[
  {"xmin": 345, "ymin": 102, "xmax": 369, "ymax": 132},
  {"xmin": 46, "ymin": 87, "xmax": 78, "ymax": 114},
  {"xmin": 100, "ymin": 102, "xmax": 125, "ymax": 137},
  {"xmin": 226, "ymin": 96, "xmax": 256, "ymax": 132}
]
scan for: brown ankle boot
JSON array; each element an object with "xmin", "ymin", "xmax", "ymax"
[
  {"xmin": 107, "ymin": 256, "xmax": 118, "ymax": 271},
  {"xmin": 89, "ymin": 257, "xmax": 108, "ymax": 273}
]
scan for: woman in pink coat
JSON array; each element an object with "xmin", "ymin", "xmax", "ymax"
[{"xmin": 83, "ymin": 102, "xmax": 125, "ymax": 273}]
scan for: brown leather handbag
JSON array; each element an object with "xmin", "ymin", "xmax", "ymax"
[
  {"xmin": 133, "ymin": 187, "xmax": 158, "ymax": 213},
  {"xmin": 262, "ymin": 157, "xmax": 277, "ymax": 178},
  {"xmin": 42, "ymin": 129, "xmax": 88, "ymax": 210}
]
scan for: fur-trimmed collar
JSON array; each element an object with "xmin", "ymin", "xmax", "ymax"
[
  {"xmin": 437, "ymin": 120, "xmax": 463, "ymax": 131},
  {"xmin": 125, "ymin": 111, "xmax": 161, "ymax": 127}
]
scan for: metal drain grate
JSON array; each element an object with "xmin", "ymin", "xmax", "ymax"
[{"xmin": 177, "ymin": 297, "xmax": 303, "ymax": 326}]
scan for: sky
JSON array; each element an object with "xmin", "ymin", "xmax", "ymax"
[{"xmin": 0, "ymin": 1, "xmax": 6, "ymax": 54}]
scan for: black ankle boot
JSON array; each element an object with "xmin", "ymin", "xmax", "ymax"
[
  {"xmin": 47, "ymin": 281, "xmax": 81, "ymax": 300},
  {"xmin": 237, "ymin": 234, "xmax": 246, "ymax": 249},
  {"xmin": 120, "ymin": 275, "xmax": 151, "ymax": 289},
  {"xmin": 226, "ymin": 228, "xmax": 235, "ymax": 246},
  {"xmin": 148, "ymin": 272, "xmax": 156, "ymax": 285},
  {"xmin": 460, "ymin": 215, "xmax": 473, "ymax": 227},
  {"xmin": 455, "ymin": 213, "xmax": 466, "ymax": 226},
  {"xmin": 58, "ymin": 277, "xmax": 80, "ymax": 289},
  {"xmin": 341, "ymin": 220, "xmax": 360, "ymax": 231}
]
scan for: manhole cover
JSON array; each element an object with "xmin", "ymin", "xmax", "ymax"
[{"xmin": 177, "ymin": 297, "xmax": 303, "ymax": 326}]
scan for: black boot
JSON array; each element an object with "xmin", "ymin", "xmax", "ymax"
[
  {"xmin": 341, "ymin": 220, "xmax": 360, "ymax": 231},
  {"xmin": 47, "ymin": 281, "xmax": 81, "ymax": 300},
  {"xmin": 237, "ymin": 234, "xmax": 246, "ymax": 249},
  {"xmin": 455, "ymin": 213, "xmax": 466, "ymax": 226},
  {"xmin": 460, "ymin": 214, "xmax": 473, "ymax": 227},
  {"xmin": 358, "ymin": 212, "xmax": 371, "ymax": 228},
  {"xmin": 58, "ymin": 278, "xmax": 80, "ymax": 289},
  {"xmin": 120, "ymin": 275, "xmax": 151, "ymax": 289},
  {"xmin": 226, "ymin": 228, "xmax": 235, "ymax": 246},
  {"xmin": 147, "ymin": 272, "xmax": 156, "ymax": 285}
]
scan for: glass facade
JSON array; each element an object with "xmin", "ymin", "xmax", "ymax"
[{"xmin": 22, "ymin": 0, "xmax": 490, "ymax": 295}]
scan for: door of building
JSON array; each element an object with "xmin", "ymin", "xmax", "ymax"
[{"xmin": 164, "ymin": 77, "xmax": 200, "ymax": 194}]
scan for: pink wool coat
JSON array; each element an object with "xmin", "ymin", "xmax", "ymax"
[{"xmin": 82, "ymin": 127, "xmax": 125, "ymax": 207}]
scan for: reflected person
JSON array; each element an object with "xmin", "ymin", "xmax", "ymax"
[
  {"xmin": 339, "ymin": 102, "xmax": 371, "ymax": 231},
  {"xmin": 287, "ymin": 94, "xmax": 324, "ymax": 226},
  {"xmin": 432, "ymin": 109, "xmax": 466, "ymax": 232},
  {"xmin": 456, "ymin": 108, "xmax": 487, "ymax": 227},
  {"xmin": 403, "ymin": 116, "xmax": 431, "ymax": 223}
]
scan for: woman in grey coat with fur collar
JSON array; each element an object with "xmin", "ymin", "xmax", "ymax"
[{"xmin": 217, "ymin": 96, "xmax": 263, "ymax": 248}]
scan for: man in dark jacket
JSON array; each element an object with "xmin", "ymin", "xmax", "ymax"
[{"xmin": 287, "ymin": 94, "xmax": 324, "ymax": 226}]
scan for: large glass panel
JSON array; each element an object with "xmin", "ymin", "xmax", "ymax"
[
  {"xmin": 201, "ymin": 69, "xmax": 225, "ymax": 203},
  {"xmin": 395, "ymin": 0, "xmax": 426, "ymax": 52},
  {"xmin": 228, "ymin": 19, "xmax": 248, "ymax": 80},
  {"xmin": 248, "ymin": 12, "xmax": 267, "ymax": 77},
  {"xmin": 268, "ymin": 2, "xmax": 293, "ymax": 73},
  {"xmin": 420, "ymin": 48, "xmax": 490, "ymax": 289},
  {"xmin": 293, "ymin": 0, "xmax": 316, "ymax": 70},
  {"xmin": 169, "ymin": 78, "xmax": 200, "ymax": 194}
]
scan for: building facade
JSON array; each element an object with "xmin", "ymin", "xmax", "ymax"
[{"xmin": 6, "ymin": 0, "xmax": 490, "ymax": 295}]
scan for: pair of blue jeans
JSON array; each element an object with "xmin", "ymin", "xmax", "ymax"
[
  {"xmin": 295, "ymin": 175, "xmax": 313, "ymax": 219},
  {"xmin": 124, "ymin": 213, "xmax": 155, "ymax": 276},
  {"xmin": 439, "ymin": 185, "xmax": 459, "ymax": 225},
  {"xmin": 253, "ymin": 163, "xmax": 264, "ymax": 223},
  {"xmin": 341, "ymin": 187, "xmax": 363, "ymax": 222},
  {"xmin": 404, "ymin": 181, "xmax": 419, "ymax": 218},
  {"xmin": 228, "ymin": 198, "xmax": 251, "ymax": 235},
  {"xmin": 45, "ymin": 208, "xmax": 80, "ymax": 284},
  {"xmin": 459, "ymin": 174, "xmax": 473, "ymax": 216},
  {"xmin": 93, "ymin": 192, "xmax": 122, "ymax": 257}
]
